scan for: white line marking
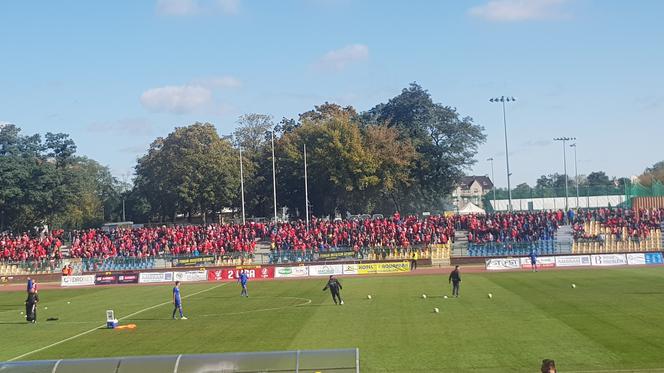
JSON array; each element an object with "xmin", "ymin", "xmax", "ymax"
[
  {"xmin": 567, "ymin": 369, "xmax": 664, "ymax": 373},
  {"xmin": 50, "ymin": 359, "xmax": 62, "ymax": 373},
  {"xmin": 173, "ymin": 354, "xmax": 182, "ymax": 373},
  {"xmin": 7, "ymin": 283, "xmax": 228, "ymax": 362}
]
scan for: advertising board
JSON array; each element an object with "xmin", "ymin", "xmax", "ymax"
[
  {"xmin": 342, "ymin": 264, "xmax": 358, "ymax": 275},
  {"xmin": 554, "ymin": 255, "xmax": 592, "ymax": 267},
  {"xmin": 207, "ymin": 267, "xmax": 275, "ymax": 281},
  {"xmin": 61, "ymin": 275, "xmax": 96, "ymax": 287},
  {"xmin": 274, "ymin": 266, "xmax": 309, "ymax": 278},
  {"xmin": 171, "ymin": 256, "xmax": 216, "ymax": 267},
  {"xmin": 174, "ymin": 270, "xmax": 208, "ymax": 282},
  {"xmin": 591, "ymin": 254, "xmax": 627, "ymax": 266},
  {"xmin": 519, "ymin": 256, "xmax": 556, "ymax": 269},
  {"xmin": 94, "ymin": 273, "xmax": 140, "ymax": 285},
  {"xmin": 117, "ymin": 273, "xmax": 139, "ymax": 284},
  {"xmin": 308, "ymin": 264, "xmax": 344, "ymax": 277},
  {"xmin": 626, "ymin": 253, "xmax": 646, "ymax": 265},
  {"xmin": 645, "ymin": 252, "xmax": 664, "ymax": 264},
  {"xmin": 138, "ymin": 271, "xmax": 174, "ymax": 284},
  {"xmin": 485, "ymin": 258, "xmax": 520, "ymax": 270},
  {"xmin": 356, "ymin": 261, "xmax": 410, "ymax": 274},
  {"xmin": 317, "ymin": 251, "xmax": 356, "ymax": 261},
  {"xmin": 94, "ymin": 274, "xmax": 117, "ymax": 285}
]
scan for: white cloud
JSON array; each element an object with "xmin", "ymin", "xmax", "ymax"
[
  {"xmin": 216, "ymin": 0, "xmax": 240, "ymax": 15},
  {"xmin": 194, "ymin": 75, "xmax": 243, "ymax": 89},
  {"xmin": 156, "ymin": 0, "xmax": 200, "ymax": 16},
  {"xmin": 156, "ymin": 0, "xmax": 239, "ymax": 16},
  {"xmin": 315, "ymin": 44, "xmax": 369, "ymax": 72},
  {"xmin": 468, "ymin": 0, "xmax": 571, "ymax": 22},
  {"xmin": 140, "ymin": 85, "xmax": 212, "ymax": 114}
]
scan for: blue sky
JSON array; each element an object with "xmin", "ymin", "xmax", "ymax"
[{"xmin": 1, "ymin": 0, "xmax": 663, "ymax": 187}]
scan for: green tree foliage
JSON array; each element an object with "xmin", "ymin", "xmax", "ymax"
[
  {"xmin": 134, "ymin": 123, "xmax": 239, "ymax": 223},
  {"xmin": 0, "ymin": 124, "xmax": 121, "ymax": 232},
  {"xmin": 639, "ymin": 161, "xmax": 664, "ymax": 186},
  {"xmin": 366, "ymin": 83, "xmax": 486, "ymax": 210},
  {"xmin": 272, "ymin": 104, "xmax": 417, "ymax": 217},
  {"xmin": 586, "ymin": 171, "xmax": 611, "ymax": 186}
]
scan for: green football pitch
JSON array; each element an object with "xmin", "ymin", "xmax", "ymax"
[{"xmin": 2, "ymin": 268, "xmax": 664, "ymax": 372}]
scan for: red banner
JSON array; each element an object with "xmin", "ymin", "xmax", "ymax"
[{"xmin": 207, "ymin": 266, "xmax": 274, "ymax": 281}]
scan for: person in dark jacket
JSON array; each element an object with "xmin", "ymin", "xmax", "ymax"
[
  {"xmin": 323, "ymin": 275, "xmax": 344, "ymax": 305},
  {"xmin": 25, "ymin": 288, "xmax": 39, "ymax": 323},
  {"xmin": 449, "ymin": 265, "xmax": 461, "ymax": 297}
]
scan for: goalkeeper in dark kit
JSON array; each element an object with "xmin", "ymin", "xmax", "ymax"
[{"xmin": 323, "ymin": 275, "xmax": 344, "ymax": 305}]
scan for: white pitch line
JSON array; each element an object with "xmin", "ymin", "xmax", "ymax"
[
  {"xmin": 7, "ymin": 283, "xmax": 228, "ymax": 362},
  {"xmin": 567, "ymin": 369, "xmax": 664, "ymax": 373}
]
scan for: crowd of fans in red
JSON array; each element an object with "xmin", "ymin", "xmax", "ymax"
[
  {"xmin": 270, "ymin": 213, "xmax": 455, "ymax": 253},
  {"xmin": 0, "ymin": 230, "xmax": 64, "ymax": 262},
  {"xmin": 572, "ymin": 208, "xmax": 664, "ymax": 241},
  {"xmin": 68, "ymin": 224, "xmax": 267, "ymax": 259},
  {"xmin": 458, "ymin": 210, "xmax": 563, "ymax": 244},
  {"xmin": 2, "ymin": 209, "xmax": 663, "ymax": 262}
]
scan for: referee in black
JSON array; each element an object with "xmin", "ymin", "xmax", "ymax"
[
  {"xmin": 449, "ymin": 265, "xmax": 461, "ymax": 298},
  {"xmin": 323, "ymin": 275, "xmax": 344, "ymax": 305}
]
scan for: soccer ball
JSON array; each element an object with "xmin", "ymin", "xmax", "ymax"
[
  {"xmin": 367, "ymin": 295, "xmax": 372, "ymax": 299},
  {"xmin": 422, "ymin": 294, "xmax": 427, "ymax": 299},
  {"xmin": 571, "ymin": 283, "xmax": 576, "ymax": 288},
  {"xmin": 44, "ymin": 306, "xmax": 48, "ymax": 310},
  {"xmin": 443, "ymin": 295, "xmax": 448, "ymax": 299},
  {"xmin": 433, "ymin": 307, "xmax": 440, "ymax": 313},
  {"xmin": 488, "ymin": 293, "xmax": 493, "ymax": 299},
  {"xmin": 67, "ymin": 301, "xmax": 71, "ymax": 304},
  {"xmin": 20, "ymin": 312, "xmax": 23, "ymax": 315}
]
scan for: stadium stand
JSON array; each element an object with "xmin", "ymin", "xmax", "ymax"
[
  {"xmin": 462, "ymin": 211, "xmax": 562, "ymax": 257},
  {"xmin": 3, "ymin": 208, "xmax": 664, "ymax": 273},
  {"xmin": 571, "ymin": 208, "xmax": 663, "ymax": 253}
]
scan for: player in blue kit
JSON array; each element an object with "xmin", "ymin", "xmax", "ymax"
[
  {"xmin": 530, "ymin": 250, "xmax": 538, "ymax": 272},
  {"xmin": 172, "ymin": 281, "xmax": 187, "ymax": 320},
  {"xmin": 238, "ymin": 270, "xmax": 249, "ymax": 297}
]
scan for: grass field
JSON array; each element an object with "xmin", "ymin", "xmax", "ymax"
[{"xmin": 2, "ymin": 267, "xmax": 664, "ymax": 372}]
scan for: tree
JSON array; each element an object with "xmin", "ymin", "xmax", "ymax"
[
  {"xmin": 512, "ymin": 183, "xmax": 532, "ymax": 198},
  {"xmin": 361, "ymin": 125, "xmax": 417, "ymax": 212},
  {"xmin": 639, "ymin": 161, "xmax": 664, "ymax": 186},
  {"xmin": 586, "ymin": 171, "xmax": 611, "ymax": 186},
  {"xmin": 44, "ymin": 132, "xmax": 77, "ymax": 168},
  {"xmin": 278, "ymin": 106, "xmax": 374, "ymax": 216},
  {"xmin": 0, "ymin": 125, "xmax": 121, "ymax": 231},
  {"xmin": 367, "ymin": 83, "xmax": 486, "ymax": 209},
  {"xmin": 233, "ymin": 114, "xmax": 273, "ymax": 154},
  {"xmin": 134, "ymin": 123, "xmax": 239, "ymax": 223},
  {"xmin": 232, "ymin": 114, "xmax": 275, "ymax": 217}
]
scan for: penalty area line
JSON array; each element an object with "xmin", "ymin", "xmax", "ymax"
[{"xmin": 7, "ymin": 283, "xmax": 228, "ymax": 362}]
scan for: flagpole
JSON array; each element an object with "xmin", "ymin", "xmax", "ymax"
[
  {"xmin": 239, "ymin": 146, "xmax": 246, "ymax": 225},
  {"xmin": 304, "ymin": 143, "xmax": 309, "ymax": 232},
  {"xmin": 271, "ymin": 129, "xmax": 278, "ymax": 222}
]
